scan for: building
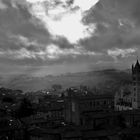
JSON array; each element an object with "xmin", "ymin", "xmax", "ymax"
[
  {"xmin": 114, "ymin": 85, "xmax": 133, "ymax": 111},
  {"xmin": 27, "ymin": 127, "xmax": 61, "ymax": 140},
  {"xmin": 21, "ymin": 98, "xmax": 65, "ymax": 129},
  {"xmin": 64, "ymin": 92, "xmax": 114, "ymax": 125},
  {"xmin": 115, "ymin": 59, "xmax": 140, "ymax": 111},
  {"xmin": 26, "ymin": 110, "xmax": 140, "ymax": 140},
  {"xmin": 132, "ymin": 60, "xmax": 140, "ymax": 109},
  {"xmin": 28, "ymin": 126, "xmax": 81, "ymax": 140},
  {"xmin": 0, "ymin": 116, "xmax": 25, "ymax": 140}
]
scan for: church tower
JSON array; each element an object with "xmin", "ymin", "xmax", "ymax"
[{"xmin": 132, "ymin": 60, "xmax": 140, "ymax": 109}]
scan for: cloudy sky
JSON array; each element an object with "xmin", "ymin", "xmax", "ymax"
[{"xmin": 0, "ymin": 0, "xmax": 139, "ymax": 76}]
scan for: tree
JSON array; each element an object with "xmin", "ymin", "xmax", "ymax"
[
  {"xmin": 16, "ymin": 98, "xmax": 34, "ymax": 118},
  {"xmin": 2, "ymin": 96, "xmax": 14, "ymax": 103},
  {"xmin": 52, "ymin": 84, "xmax": 62, "ymax": 91}
]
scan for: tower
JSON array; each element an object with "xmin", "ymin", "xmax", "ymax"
[{"xmin": 132, "ymin": 60, "xmax": 140, "ymax": 109}]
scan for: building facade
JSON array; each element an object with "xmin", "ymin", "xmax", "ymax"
[
  {"xmin": 115, "ymin": 60, "xmax": 140, "ymax": 111},
  {"xmin": 132, "ymin": 60, "xmax": 140, "ymax": 109},
  {"xmin": 64, "ymin": 94, "xmax": 114, "ymax": 125},
  {"xmin": 114, "ymin": 85, "xmax": 133, "ymax": 111}
]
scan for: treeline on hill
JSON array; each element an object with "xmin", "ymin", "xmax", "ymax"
[{"xmin": 0, "ymin": 69, "xmax": 132, "ymax": 94}]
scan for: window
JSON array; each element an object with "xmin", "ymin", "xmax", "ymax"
[
  {"xmin": 80, "ymin": 118, "xmax": 83, "ymax": 125},
  {"xmin": 90, "ymin": 101, "xmax": 92, "ymax": 107},
  {"xmin": 133, "ymin": 77, "xmax": 136, "ymax": 81},
  {"xmin": 104, "ymin": 100, "xmax": 107, "ymax": 105},
  {"xmin": 93, "ymin": 101, "xmax": 95, "ymax": 106}
]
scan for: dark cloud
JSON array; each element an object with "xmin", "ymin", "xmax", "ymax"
[
  {"xmin": 80, "ymin": 0, "xmax": 140, "ymax": 54},
  {"xmin": 0, "ymin": 0, "xmax": 140, "ymax": 75},
  {"xmin": 52, "ymin": 37, "xmax": 74, "ymax": 49},
  {"xmin": 1, "ymin": 0, "xmax": 12, "ymax": 7},
  {"xmin": 0, "ymin": 0, "xmax": 51, "ymax": 48}
]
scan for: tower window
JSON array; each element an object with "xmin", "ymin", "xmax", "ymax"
[{"xmin": 133, "ymin": 77, "xmax": 136, "ymax": 80}]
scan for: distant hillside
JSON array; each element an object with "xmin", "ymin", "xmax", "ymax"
[{"xmin": 0, "ymin": 69, "xmax": 132, "ymax": 93}]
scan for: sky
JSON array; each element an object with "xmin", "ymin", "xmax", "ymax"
[{"xmin": 0, "ymin": 0, "xmax": 139, "ymax": 76}]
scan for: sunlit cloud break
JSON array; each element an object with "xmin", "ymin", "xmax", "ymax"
[
  {"xmin": 26, "ymin": 0, "xmax": 98, "ymax": 43},
  {"xmin": 107, "ymin": 48, "xmax": 137, "ymax": 60},
  {"xmin": 0, "ymin": 44, "xmax": 99, "ymax": 60},
  {"xmin": 10, "ymin": 34, "xmax": 40, "ymax": 47},
  {"xmin": 0, "ymin": 0, "xmax": 8, "ymax": 10}
]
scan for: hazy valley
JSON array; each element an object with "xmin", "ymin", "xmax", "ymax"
[{"xmin": 0, "ymin": 69, "xmax": 132, "ymax": 93}]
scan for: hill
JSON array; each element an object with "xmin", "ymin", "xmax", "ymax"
[{"xmin": 0, "ymin": 69, "xmax": 132, "ymax": 93}]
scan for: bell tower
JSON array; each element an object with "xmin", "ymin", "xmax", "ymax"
[{"xmin": 132, "ymin": 60, "xmax": 140, "ymax": 109}]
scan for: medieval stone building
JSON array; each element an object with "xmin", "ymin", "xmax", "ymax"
[{"xmin": 115, "ymin": 60, "xmax": 140, "ymax": 111}]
